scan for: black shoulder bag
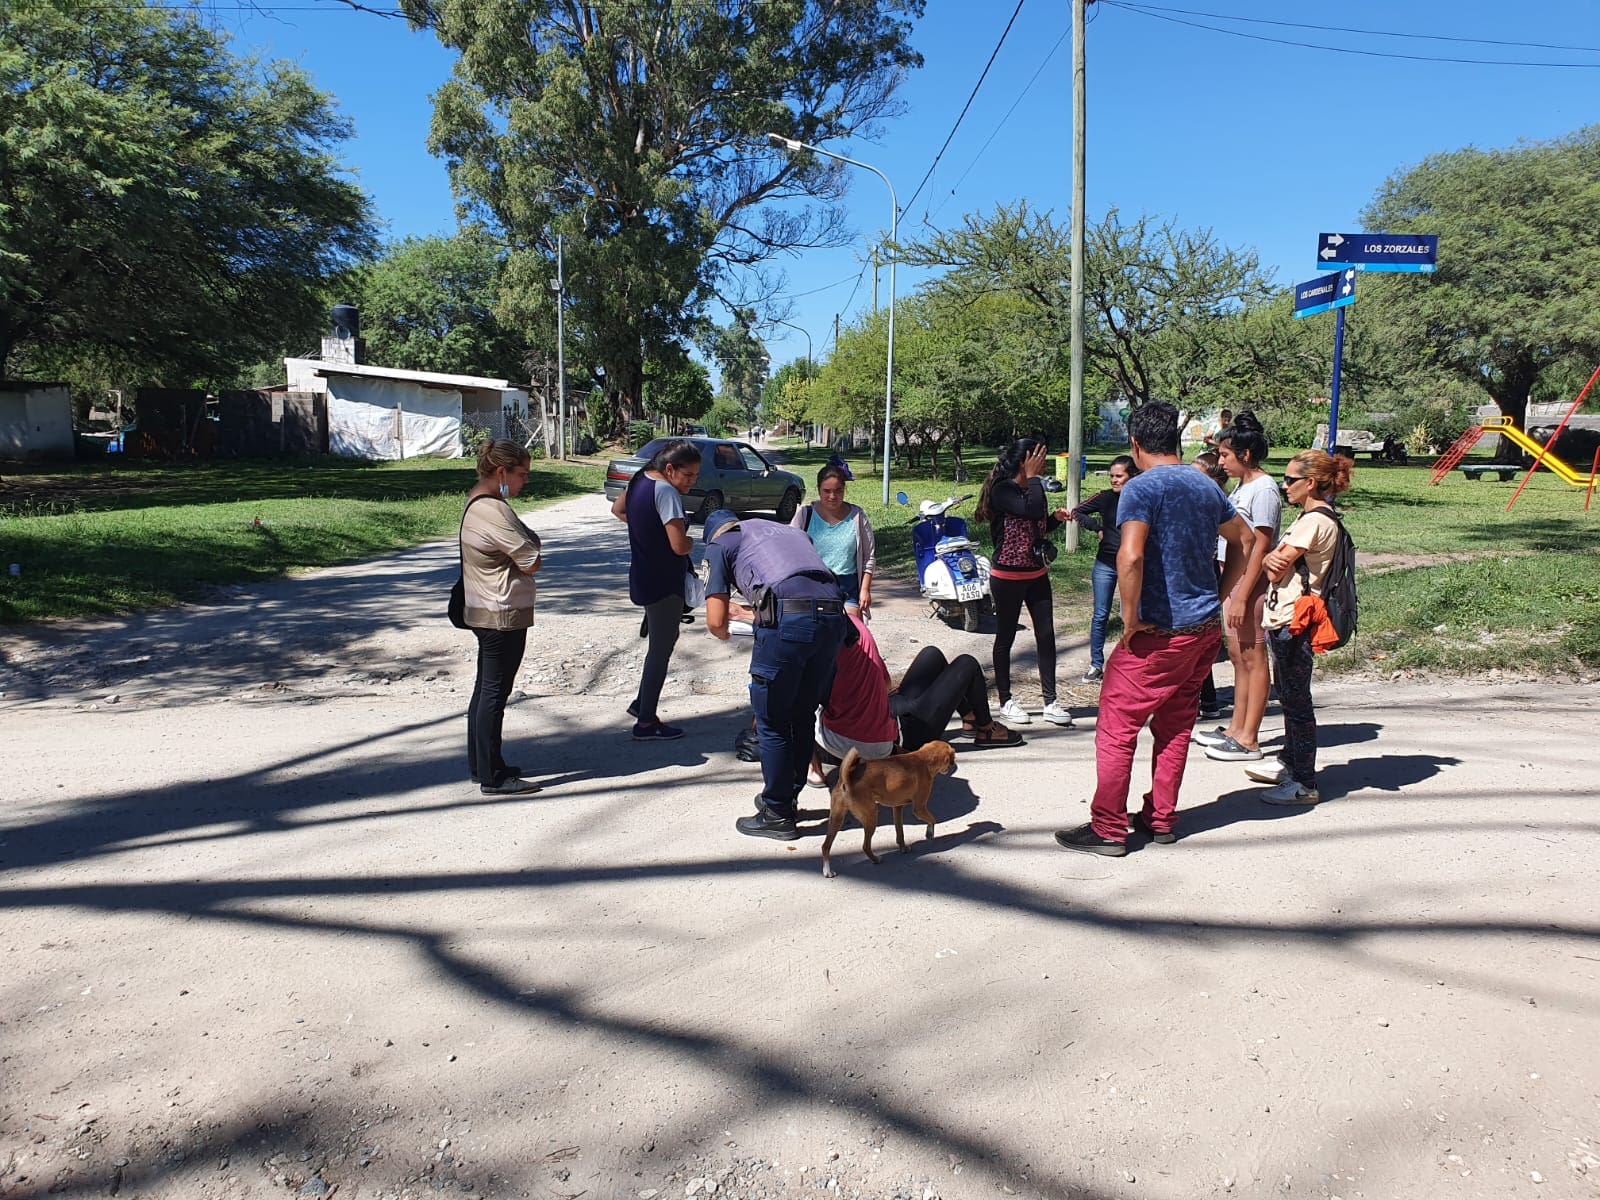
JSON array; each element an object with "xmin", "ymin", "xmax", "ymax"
[{"xmin": 448, "ymin": 493, "xmax": 499, "ymax": 629}]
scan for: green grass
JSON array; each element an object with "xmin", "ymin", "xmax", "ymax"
[
  {"xmin": 781, "ymin": 444, "xmax": 1599, "ymax": 676},
  {"xmin": 0, "ymin": 456, "xmax": 603, "ymax": 622}
]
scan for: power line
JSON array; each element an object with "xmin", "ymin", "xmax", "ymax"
[
  {"xmin": 1101, "ymin": 1, "xmax": 1600, "ymax": 68},
  {"xmin": 900, "ymin": 0, "xmax": 1029, "ymax": 218},
  {"xmin": 784, "ymin": 269, "xmax": 863, "ymax": 299},
  {"xmin": 1109, "ymin": 2, "xmax": 1600, "ymax": 55},
  {"xmin": 925, "ymin": 23, "xmax": 1071, "ymax": 226}
]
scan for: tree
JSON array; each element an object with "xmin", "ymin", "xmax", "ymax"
[
  {"xmin": 357, "ymin": 229, "xmax": 530, "ymax": 380},
  {"xmin": 0, "ymin": 1, "xmax": 376, "ymax": 381},
  {"xmin": 405, "ymin": 0, "xmax": 923, "ymax": 433},
  {"xmin": 1361, "ymin": 128, "xmax": 1600, "ymax": 461},
  {"xmin": 644, "ymin": 345, "xmax": 713, "ymax": 427},
  {"xmin": 900, "ymin": 203, "xmax": 1272, "ymax": 419},
  {"xmin": 700, "ymin": 318, "xmax": 769, "ymax": 424},
  {"xmin": 762, "ymin": 358, "xmax": 813, "ymax": 430}
]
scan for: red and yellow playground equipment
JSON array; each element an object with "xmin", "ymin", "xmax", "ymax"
[{"xmin": 1429, "ymin": 361, "xmax": 1600, "ymax": 511}]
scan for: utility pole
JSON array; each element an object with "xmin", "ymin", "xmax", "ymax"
[
  {"xmin": 1065, "ymin": 0, "xmax": 1089, "ymax": 553},
  {"xmin": 555, "ymin": 234, "xmax": 567, "ymax": 459}
]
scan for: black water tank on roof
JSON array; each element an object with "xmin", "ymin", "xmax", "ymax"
[{"xmin": 331, "ymin": 304, "xmax": 361, "ymax": 339}]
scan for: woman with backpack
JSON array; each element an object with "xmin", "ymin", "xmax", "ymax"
[
  {"xmin": 1254, "ymin": 449, "xmax": 1354, "ymax": 805},
  {"xmin": 789, "ymin": 462, "xmax": 876, "ymax": 615},
  {"xmin": 975, "ymin": 439, "xmax": 1073, "ymax": 727}
]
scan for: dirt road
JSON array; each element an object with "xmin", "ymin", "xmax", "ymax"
[{"xmin": 3, "ymin": 493, "xmax": 1597, "ymax": 1200}]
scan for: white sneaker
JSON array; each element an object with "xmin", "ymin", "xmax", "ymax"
[
  {"xmin": 1041, "ymin": 701, "xmax": 1074, "ymax": 727},
  {"xmin": 1244, "ymin": 759, "xmax": 1288, "ymax": 785},
  {"xmin": 1260, "ymin": 779, "xmax": 1321, "ymax": 806},
  {"xmin": 998, "ymin": 699, "xmax": 1032, "ymax": 725}
]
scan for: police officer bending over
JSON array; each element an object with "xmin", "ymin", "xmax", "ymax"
[{"xmin": 703, "ymin": 510, "xmax": 850, "ymax": 840}]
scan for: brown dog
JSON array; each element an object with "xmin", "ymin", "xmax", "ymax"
[{"xmin": 820, "ymin": 741, "xmax": 956, "ymax": 878}]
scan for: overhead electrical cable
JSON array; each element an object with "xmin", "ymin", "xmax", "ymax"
[
  {"xmin": 899, "ymin": 0, "xmax": 1029, "ymax": 219},
  {"xmin": 1100, "ymin": 1, "xmax": 1600, "ymax": 68}
]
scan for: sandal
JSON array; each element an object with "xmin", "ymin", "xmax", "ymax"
[{"xmin": 968, "ymin": 722, "xmax": 1024, "ymax": 749}]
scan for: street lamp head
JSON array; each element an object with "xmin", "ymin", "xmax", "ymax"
[{"xmin": 766, "ymin": 132, "xmax": 803, "ymax": 152}]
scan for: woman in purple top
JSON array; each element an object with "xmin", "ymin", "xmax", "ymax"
[{"xmin": 611, "ymin": 439, "xmax": 701, "ymax": 740}]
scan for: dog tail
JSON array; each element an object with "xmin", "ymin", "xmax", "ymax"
[{"xmin": 839, "ymin": 747, "xmax": 862, "ymax": 799}]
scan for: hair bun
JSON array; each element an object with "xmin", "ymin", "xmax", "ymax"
[{"xmin": 1233, "ymin": 410, "xmax": 1263, "ymax": 433}]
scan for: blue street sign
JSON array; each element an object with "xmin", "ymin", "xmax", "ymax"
[
  {"xmin": 1293, "ymin": 269, "xmax": 1356, "ymax": 319},
  {"xmin": 1316, "ymin": 232, "xmax": 1437, "ymax": 272}
]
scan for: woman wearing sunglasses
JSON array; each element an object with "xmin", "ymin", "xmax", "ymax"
[{"xmin": 1253, "ymin": 449, "xmax": 1354, "ymax": 805}]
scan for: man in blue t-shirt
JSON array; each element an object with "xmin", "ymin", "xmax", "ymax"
[
  {"xmin": 1056, "ymin": 402, "xmax": 1252, "ymax": 856},
  {"xmin": 703, "ymin": 511, "xmax": 848, "ymax": 841}
]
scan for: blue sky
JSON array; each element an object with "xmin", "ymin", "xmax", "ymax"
[{"xmin": 227, "ymin": 0, "xmax": 1600, "ymax": 374}]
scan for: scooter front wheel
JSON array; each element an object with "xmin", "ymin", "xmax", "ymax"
[{"xmin": 961, "ymin": 600, "xmax": 981, "ymax": 632}]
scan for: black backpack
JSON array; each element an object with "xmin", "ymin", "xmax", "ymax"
[{"xmin": 1296, "ymin": 507, "xmax": 1357, "ymax": 651}]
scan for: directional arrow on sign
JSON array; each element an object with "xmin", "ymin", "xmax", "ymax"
[{"xmin": 1326, "ymin": 234, "xmax": 1345, "ymax": 247}]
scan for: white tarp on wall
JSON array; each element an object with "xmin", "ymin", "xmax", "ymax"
[
  {"xmin": 0, "ymin": 385, "xmax": 74, "ymax": 458},
  {"xmin": 326, "ymin": 376, "xmax": 462, "ymax": 459}
]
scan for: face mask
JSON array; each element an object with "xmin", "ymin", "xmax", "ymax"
[{"xmin": 499, "ymin": 482, "xmax": 510, "ymax": 499}]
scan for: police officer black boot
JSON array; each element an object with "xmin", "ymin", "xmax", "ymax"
[{"xmin": 736, "ymin": 798, "xmax": 800, "ymax": 841}]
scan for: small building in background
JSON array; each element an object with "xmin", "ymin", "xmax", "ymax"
[
  {"xmin": 0, "ymin": 382, "xmax": 75, "ymax": 459},
  {"xmin": 282, "ymin": 306, "xmax": 528, "ymax": 460}
]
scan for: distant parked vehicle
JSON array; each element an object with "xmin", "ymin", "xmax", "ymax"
[{"xmin": 604, "ymin": 437, "xmax": 806, "ymax": 524}]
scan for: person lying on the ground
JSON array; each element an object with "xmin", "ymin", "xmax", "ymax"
[{"xmin": 809, "ymin": 612, "xmax": 1020, "ymax": 786}]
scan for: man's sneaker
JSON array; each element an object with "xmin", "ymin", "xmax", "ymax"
[
  {"xmin": 735, "ymin": 810, "xmax": 800, "ymax": 840},
  {"xmin": 632, "ymin": 719, "xmax": 684, "ymax": 741},
  {"xmin": 1260, "ymin": 779, "xmax": 1321, "ymax": 806},
  {"xmin": 1190, "ymin": 726, "xmax": 1232, "ymax": 747},
  {"xmin": 480, "ymin": 776, "xmax": 542, "ymax": 796},
  {"xmin": 1244, "ymin": 759, "xmax": 1289, "ymax": 785},
  {"xmin": 1041, "ymin": 701, "xmax": 1075, "ymax": 727},
  {"xmin": 998, "ymin": 699, "xmax": 1032, "ymax": 725},
  {"xmin": 1054, "ymin": 823, "xmax": 1128, "ymax": 857},
  {"xmin": 1128, "ymin": 813, "xmax": 1177, "ymax": 844},
  {"xmin": 1204, "ymin": 735, "xmax": 1263, "ymax": 762},
  {"xmin": 470, "ymin": 763, "xmax": 522, "ymax": 783},
  {"xmin": 1081, "ymin": 666, "xmax": 1104, "ymax": 683}
]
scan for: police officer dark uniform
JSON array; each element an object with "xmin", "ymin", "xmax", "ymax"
[{"xmin": 702, "ymin": 510, "xmax": 850, "ymax": 840}]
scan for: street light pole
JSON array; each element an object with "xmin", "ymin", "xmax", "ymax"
[
  {"xmin": 767, "ymin": 133, "xmax": 897, "ymax": 506},
  {"xmin": 767, "ymin": 317, "xmax": 814, "ymax": 444},
  {"xmin": 1066, "ymin": 0, "xmax": 1087, "ymax": 552}
]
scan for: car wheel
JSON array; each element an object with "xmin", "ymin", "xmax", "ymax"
[
  {"xmin": 693, "ymin": 490, "xmax": 725, "ymax": 525},
  {"xmin": 775, "ymin": 488, "xmax": 800, "ymax": 523}
]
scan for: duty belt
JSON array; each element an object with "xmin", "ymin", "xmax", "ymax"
[{"xmin": 775, "ymin": 597, "xmax": 845, "ymax": 616}]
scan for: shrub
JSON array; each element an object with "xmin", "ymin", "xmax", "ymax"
[{"xmin": 627, "ymin": 419, "xmax": 654, "ymax": 452}]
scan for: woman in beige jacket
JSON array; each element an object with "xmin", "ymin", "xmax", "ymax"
[{"xmin": 461, "ymin": 440, "xmax": 543, "ymax": 795}]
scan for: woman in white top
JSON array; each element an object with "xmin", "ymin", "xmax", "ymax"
[{"xmin": 1193, "ymin": 411, "xmax": 1282, "ymax": 764}]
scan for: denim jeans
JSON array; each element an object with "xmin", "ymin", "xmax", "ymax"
[
  {"xmin": 1088, "ymin": 558, "xmax": 1117, "ymax": 670},
  {"xmin": 748, "ymin": 609, "xmax": 849, "ymax": 818}
]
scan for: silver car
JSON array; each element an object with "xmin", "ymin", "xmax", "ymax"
[{"xmin": 604, "ymin": 437, "xmax": 806, "ymax": 524}]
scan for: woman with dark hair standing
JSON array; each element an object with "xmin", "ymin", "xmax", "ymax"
[
  {"xmin": 1192, "ymin": 412, "xmax": 1282, "ymax": 763},
  {"xmin": 1070, "ymin": 454, "xmax": 1139, "ymax": 683},
  {"xmin": 1254, "ymin": 449, "xmax": 1353, "ymax": 804},
  {"xmin": 975, "ymin": 439, "xmax": 1073, "ymax": 727},
  {"xmin": 612, "ymin": 439, "xmax": 702, "ymax": 740},
  {"xmin": 461, "ymin": 439, "xmax": 543, "ymax": 795},
  {"xmin": 790, "ymin": 462, "xmax": 877, "ymax": 615}
]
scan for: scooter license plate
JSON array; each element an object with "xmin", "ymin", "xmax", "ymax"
[{"xmin": 955, "ymin": 581, "xmax": 984, "ymax": 602}]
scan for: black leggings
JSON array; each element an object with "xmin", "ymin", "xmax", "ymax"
[
  {"xmin": 990, "ymin": 573, "xmax": 1056, "ymax": 705},
  {"xmin": 468, "ymin": 627, "xmax": 527, "ymax": 784},
  {"xmin": 890, "ymin": 646, "xmax": 993, "ymax": 750}
]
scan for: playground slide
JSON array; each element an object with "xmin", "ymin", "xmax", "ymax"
[{"xmin": 1478, "ymin": 418, "xmax": 1590, "ymax": 486}]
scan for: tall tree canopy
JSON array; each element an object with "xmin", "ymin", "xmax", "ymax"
[
  {"xmin": 1362, "ymin": 127, "xmax": 1600, "ymax": 460},
  {"xmin": 403, "ymin": 0, "xmax": 923, "ymax": 433},
  {"xmin": 357, "ymin": 230, "xmax": 530, "ymax": 380},
  {"xmin": 0, "ymin": 0, "xmax": 376, "ymax": 381}
]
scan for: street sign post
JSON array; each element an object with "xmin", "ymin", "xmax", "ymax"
[
  {"xmin": 1292, "ymin": 269, "xmax": 1356, "ymax": 319},
  {"xmin": 1316, "ymin": 232, "xmax": 1437, "ymax": 273},
  {"xmin": 1292, "ymin": 269, "xmax": 1359, "ymax": 450}
]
